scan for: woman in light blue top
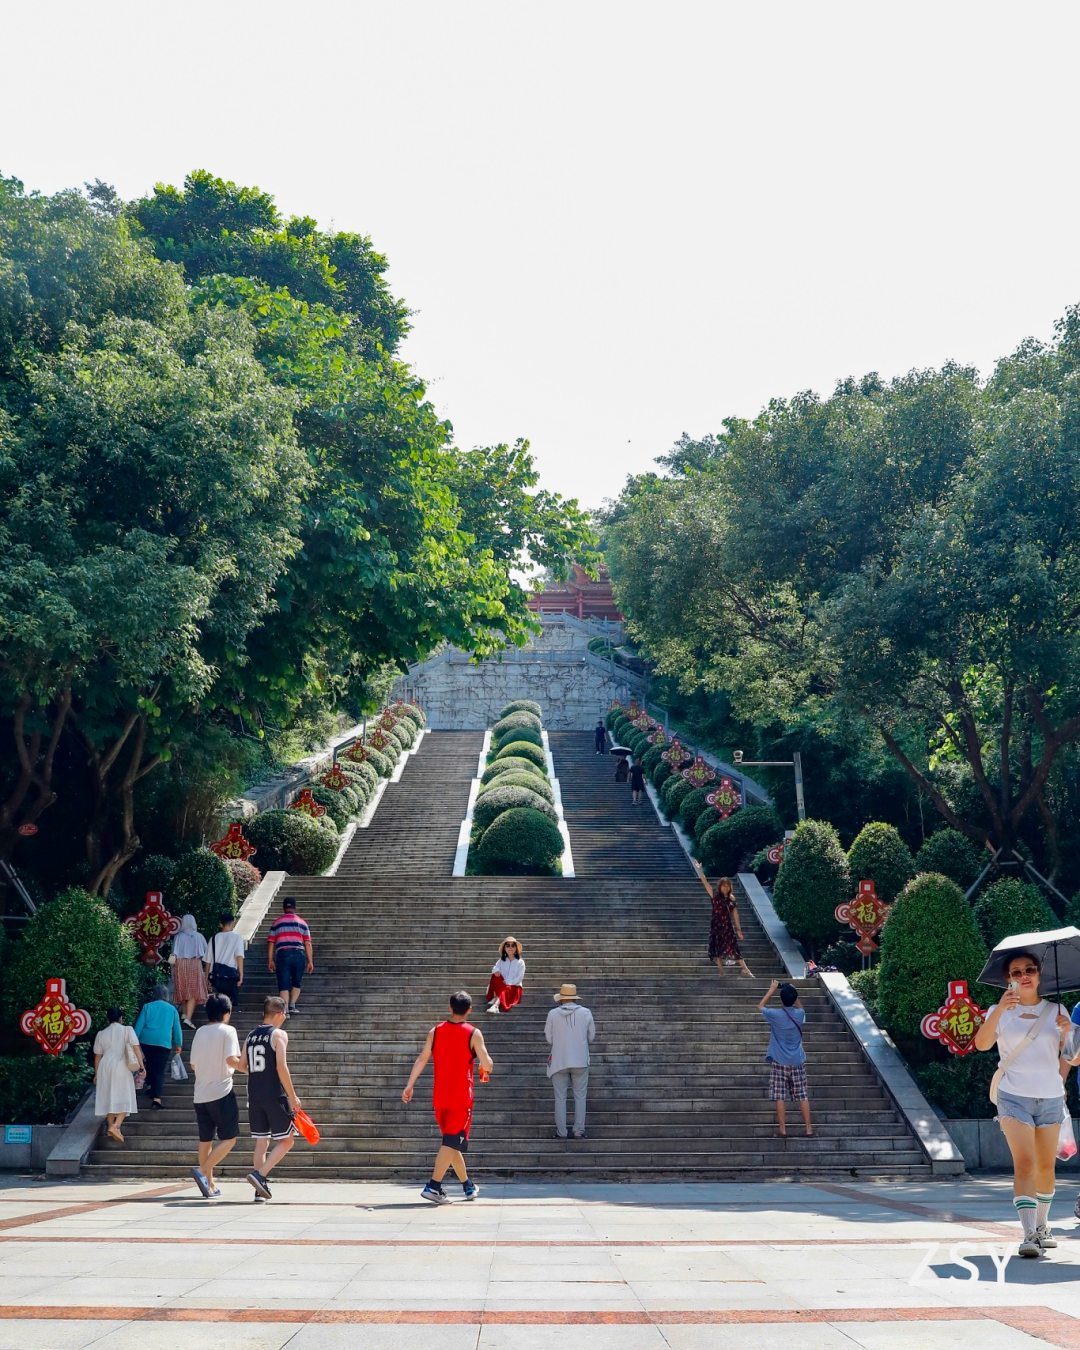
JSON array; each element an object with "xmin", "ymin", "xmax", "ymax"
[{"xmin": 133, "ymin": 986, "xmax": 183, "ymax": 1109}]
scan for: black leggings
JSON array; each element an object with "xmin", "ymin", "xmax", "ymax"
[{"xmin": 141, "ymin": 1043, "xmax": 171, "ymax": 1100}]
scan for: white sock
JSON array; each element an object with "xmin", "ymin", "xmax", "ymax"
[
  {"xmin": 1037, "ymin": 1191, "xmax": 1054, "ymax": 1228},
  {"xmin": 1014, "ymin": 1195, "xmax": 1037, "ymax": 1237}
]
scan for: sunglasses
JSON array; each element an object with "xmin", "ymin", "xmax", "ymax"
[{"xmin": 1008, "ymin": 966, "xmax": 1039, "ymax": 978}]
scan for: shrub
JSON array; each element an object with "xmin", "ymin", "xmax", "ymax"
[
  {"xmin": 642, "ymin": 746, "xmax": 663, "ymax": 775},
  {"xmin": 478, "ymin": 807, "xmax": 564, "ymax": 870},
  {"xmin": 494, "ymin": 726, "xmax": 543, "ymax": 752},
  {"xmin": 605, "ymin": 709, "xmax": 622, "ymax": 731},
  {"xmin": 474, "ymin": 784, "xmax": 558, "ymax": 833},
  {"xmin": 400, "ymin": 704, "xmax": 425, "ymax": 729},
  {"xmin": 390, "ymin": 719, "xmax": 415, "ymax": 749},
  {"xmin": 915, "ymin": 1054, "xmax": 996, "ymax": 1119},
  {"xmin": 771, "ymin": 819, "xmax": 850, "ymax": 954},
  {"xmin": 0, "ymin": 1053, "xmax": 94, "ymax": 1126},
  {"xmin": 495, "ymin": 740, "xmax": 547, "ymax": 768},
  {"xmin": 481, "ymin": 756, "xmax": 546, "ymax": 785},
  {"xmin": 479, "ymin": 771, "xmax": 554, "ymax": 803},
  {"xmin": 877, "ymin": 872, "xmax": 989, "ymax": 1038},
  {"xmin": 245, "ymin": 810, "xmax": 339, "ymax": 876},
  {"xmin": 493, "ymin": 711, "xmax": 543, "ymax": 739},
  {"xmin": 385, "ymin": 725, "xmax": 409, "ymax": 752},
  {"xmin": 501, "ymin": 699, "xmax": 542, "ymax": 718},
  {"xmin": 653, "ymin": 761, "xmax": 673, "ymax": 790},
  {"xmin": 358, "ymin": 747, "xmax": 391, "ymax": 778},
  {"xmin": 342, "ymin": 759, "xmax": 378, "ymax": 795},
  {"xmin": 695, "ymin": 807, "xmax": 720, "ymax": 845},
  {"xmin": 338, "ymin": 784, "xmax": 360, "ymax": 814},
  {"xmin": 846, "ymin": 822, "xmax": 915, "ymax": 905},
  {"xmin": 748, "ymin": 842, "xmax": 777, "ymax": 881},
  {"xmin": 310, "ymin": 786, "xmax": 352, "ymax": 830},
  {"xmin": 662, "ymin": 776, "xmax": 692, "ymax": 818},
  {"xmin": 974, "ymin": 878, "xmax": 1057, "ymax": 949},
  {"xmin": 915, "ymin": 829, "xmax": 984, "ymax": 892},
  {"xmin": 628, "ymin": 734, "xmax": 649, "ymax": 758},
  {"xmin": 679, "ymin": 788, "xmax": 712, "ymax": 834},
  {"xmin": 367, "ymin": 736, "xmax": 399, "ymax": 764},
  {"xmin": 124, "ymin": 854, "xmax": 179, "ymax": 916},
  {"xmin": 224, "ymin": 858, "xmax": 262, "ymax": 900},
  {"xmin": 170, "ymin": 850, "xmax": 237, "ymax": 938},
  {"xmin": 698, "ymin": 805, "xmax": 784, "ymax": 878},
  {"xmin": 848, "ymin": 966, "xmax": 879, "ymax": 1019},
  {"xmin": 4, "ymin": 887, "xmax": 139, "ymax": 1029},
  {"xmin": 612, "ymin": 717, "xmax": 634, "ymax": 743}
]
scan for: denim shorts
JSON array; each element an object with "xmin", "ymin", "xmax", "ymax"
[
  {"xmin": 996, "ymin": 1090, "xmax": 1063, "ymax": 1129},
  {"xmin": 275, "ymin": 947, "xmax": 306, "ymax": 992}
]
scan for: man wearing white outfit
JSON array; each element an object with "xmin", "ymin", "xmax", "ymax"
[{"xmin": 545, "ymin": 984, "xmax": 595, "ymax": 1140}]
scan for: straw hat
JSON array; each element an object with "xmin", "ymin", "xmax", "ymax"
[{"xmin": 553, "ymin": 983, "xmax": 582, "ymax": 1003}]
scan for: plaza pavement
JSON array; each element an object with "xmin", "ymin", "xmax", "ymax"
[{"xmin": 1, "ymin": 1176, "xmax": 1080, "ymax": 1348}]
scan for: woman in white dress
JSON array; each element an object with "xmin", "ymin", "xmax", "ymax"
[
  {"xmin": 94, "ymin": 1007, "xmax": 144, "ymax": 1144},
  {"xmin": 172, "ymin": 914, "xmax": 210, "ymax": 1029}
]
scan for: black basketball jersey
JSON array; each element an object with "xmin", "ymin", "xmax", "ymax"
[{"xmin": 246, "ymin": 1024, "xmax": 287, "ymax": 1107}]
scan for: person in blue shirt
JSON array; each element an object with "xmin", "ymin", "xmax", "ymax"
[
  {"xmin": 759, "ymin": 979, "xmax": 813, "ymax": 1139},
  {"xmin": 133, "ymin": 985, "xmax": 183, "ymax": 1109}
]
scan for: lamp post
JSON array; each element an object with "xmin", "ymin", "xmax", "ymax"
[{"xmin": 732, "ymin": 750, "xmax": 805, "ymax": 822}]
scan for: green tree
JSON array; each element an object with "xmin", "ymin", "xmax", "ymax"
[
  {"xmin": 972, "ymin": 878, "xmax": 1057, "ymax": 949},
  {"xmin": 915, "ymin": 829, "xmax": 985, "ymax": 891},
  {"xmin": 846, "ymin": 822, "xmax": 915, "ymax": 905},
  {"xmin": 771, "ymin": 819, "xmax": 850, "ymax": 954}
]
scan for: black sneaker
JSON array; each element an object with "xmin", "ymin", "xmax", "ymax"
[
  {"xmin": 247, "ymin": 1170, "xmax": 272, "ymax": 1200},
  {"xmin": 421, "ymin": 1183, "xmax": 450, "ymax": 1204}
]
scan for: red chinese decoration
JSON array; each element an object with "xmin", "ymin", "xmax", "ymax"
[
  {"xmin": 290, "ymin": 788, "xmax": 326, "ymax": 819},
  {"xmin": 628, "ymin": 699, "xmax": 639, "ymax": 713},
  {"xmin": 835, "ymin": 879, "xmax": 890, "ymax": 955},
  {"xmin": 367, "ymin": 728, "xmax": 392, "ymax": 752},
  {"xmin": 921, "ymin": 980, "xmax": 986, "ymax": 1056},
  {"xmin": 21, "ymin": 978, "xmax": 91, "ymax": 1055},
  {"xmin": 608, "ymin": 699, "xmax": 622, "ymax": 712},
  {"xmin": 209, "ymin": 821, "xmax": 257, "ymax": 864},
  {"xmin": 706, "ymin": 776, "xmax": 741, "ymax": 817},
  {"xmin": 648, "ymin": 728, "xmax": 668, "ymax": 746},
  {"xmin": 344, "ymin": 741, "xmax": 369, "ymax": 764},
  {"xmin": 632, "ymin": 713, "xmax": 652, "ymax": 732},
  {"xmin": 17, "ymin": 823, "xmax": 38, "ymax": 836},
  {"xmin": 321, "ymin": 763, "xmax": 350, "ymax": 791},
  {"xmin": 661, "ymin": 738, "xmax": 689, "ymax": 768},
  {"xmin": 124, "ymin": 892, "xmax": 182, "ymax": 966},
  {"xmin": 766, "ymin": 838, "xmax": 788, "ymax": 865},
  {"xmin": 378, "ymin": 710, "xmax": 398, "ymax": 731},
  {"xmin": 682, "ymin": 755, "xmax": 718, "ymax": 789}
]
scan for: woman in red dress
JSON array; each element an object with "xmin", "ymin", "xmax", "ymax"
[
  {"xmin": 709, "ymin": 878, "xmax": 753, "ymax": 978},
  {"xmin": 485, "ymin": 936, "xmax": 525, "ymax": 1014}
]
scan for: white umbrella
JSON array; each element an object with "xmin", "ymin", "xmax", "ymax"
[{"xmin": 977, "ymin": 926, "xmax": 1080, "ymax": 998}]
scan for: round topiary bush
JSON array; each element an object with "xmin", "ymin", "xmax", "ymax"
[
  {"xmin": 474, "ymin": 784, "xmax": 559, "ymax": 833},
  {"xmin": 974, "ymin": 878, "xmax": 1057, "ymax": 949},
  {"xmin": 501, "ymin": 699, "xmax": 542, "ymax": 719},
  {"xmin": 224, "ymin": 858, "xmax": 262, "ymax": 900},
  {"xmin": 367, "ymin": 736, "xmax": 399, "ymax": 765},
  {"xmin": 358, "ymin": 747, "xmax": 391, "ymax": 778},
  {"xmin": 915, "ymin": 828, "xmax": 984, "ymax": 891},
  {"xmin": 662, "ymin": 776, "xmax": 693, "ymax": 818},
  {"xmin": 698, "ymin": 805, "xmax": 783, "ymax": 877},
  {"xmin": 495, "ymin": 740, "xmax": 547, "ymax": 768},
  {"xmin": 605, "ymin": 709, "xmax": 622, "ymax": 731},
  {"xmin": 342, "ymin": 759, "xmax": 378, "ymax": 795},
  {"xmin": 479, "ymin": 771, "xmax": 554, "ymax": 803},
  {"xmin": 170, "ymin": 849, "xmax": 237, "ymax": 937},
  {"xmin": 4, "ymin": 887, "xmax": 139, "ymax": 1029},
  {"xmin": 310, "ymin": 786, "xmax": 352, "ymax": 830},
  {"xmin": 0, "ymin": 1053, "xmax": 94, "ymax": 1126},
  {"xmin": 642, "ymin": 746, "xmax": 663, "ymax": 775},
  {"xmin": 245, "ymin": 810, "xmax": 339, "ymax": 876},
  {"xmin": 612, "ymin": 717, "xmax": 634, "ymax": 743},
  {"xmin": 653, "ymin": 761, "xmax": 673, "ymax": 790},
  {"xmin": 401, "ymin": 705, "xmax": 425, "ymax": 728},
  {"xmin": 846, "ymin": 822, "xmax": 915, "ymax": 905},
  {"xmin": 679, "ymin": 787, "xmax": 712, "ymax": 834},
  {"xmin": 385, "ymin": 725, "xmax": 409, "ymax": 752},
  {"xmin": 493, "ymin": 726, "xmax": 543, "ymax": 752},
  {"xmin": 390, "ymin": 719, "xmax": 415, "ymax": 748},
  {"xmin": 877, "ymin": 872, "xmax": 989, "ymax": 1038},
  {"xmin": 478, "ymin": 807, "xmax": 564, "ymax": 870},
  {"xmin": 481, "ymin": 756, "xmax": 546, "ymax": 785},
  {"xmin": 493, "ymin": 710, "xmax": 543, "ymax": 740},
  {"xmin": 695, "ymin": 806, "xmax": 720, "ymax": 844},
  {"xmin": 771, "ymin": 819, "xmax": 849, "ymax": 954}
]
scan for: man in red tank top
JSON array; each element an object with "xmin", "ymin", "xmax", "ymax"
[{"xmin": 402, "ymin": 990, "xmax": 494, "ymax": 1204}]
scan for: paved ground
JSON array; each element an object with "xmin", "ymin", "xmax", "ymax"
[{"xmin": 2, "ymin": 1177, "xmax": 1080, "ymax": 1347}]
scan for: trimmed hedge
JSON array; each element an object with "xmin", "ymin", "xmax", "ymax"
[
  {"xmin": 342, "ymin": 759, "xmax": 378, "ymax": 795},
  {"xmin": 653, "ymin": 761, "xmax": 673, "ymax": 790},
  {"xmin": 390, "ymin": 719, "xmax": 415, "ymax": 749},
  {"xmin": 245, "ymin": 809, "xmax": 339, "ymax": 876},
  {"xmin": 877, "ymin": 872, "xmax": 989, "ymax": 1038},
  {"xmin": 125, "ymin": 853, "xmax": 178, "ymax": 916},
  {"xmin": 501, "ymin": 699, "xmax": 542, "ymax": 718},
  {"xmin": 386, "ymin": 725, "xmax": 409, "ymax": 752},
  {"xmin": 357, "ymin": 747, "xmax": 391, "ymax": 778},
  {"xmin": 481, "ymin": 756, "xmax": 546, "ymax": 785},
  {"xmin": 367, "ymin": 736, "xmax": 399, "ymax": 765},
  {"xmin": 678, "ymin": 787, "xmax": 712, "ymax": 833},
  {"xmin": 698, "ymin": 805, "xmax": 783, "ymax": 877},
  {"xmin": 662, "ymin": 775, "xmax": 693, "ymax": 818},
  {"xmin": 915, "ymin": 828, "xmax": 984, "ymax": 891},
  {"xmin": 493, "ymin": 711, "xmax": 543, "ymax": 739},
  {"xmin": 695, "ymin": 806, "xmax": 720, "ymax": 843},
  {"xmin": 494, "ymin": 726, "xmax": 543, "ymax": 752},
  {"xmin": 479, "ymin": 771, "xmax": 554, "ymax": 803},
  {"xmin": 495, "ymin": 740, "xmax": 547, "ymax": 768},
  {"xmin": 478, "ymin": 807, "xmax": 564, "ymax": 870},
  {"xmin": 605, "ymin": 709, "xmax": 622, "ymax": 731},
  {"xmin": 224, "ymin": 858, "xmax": 262, "ymax": 900},
  {"xmin": 0, "ymin": 1054, "xmax": 94, "ymax": 1126},
  {"xmin": 474, "ymin": 784, "xmax": 558, "ymax": 833},
  {"xmin": 170, "ymin": 850, "xmax": 237, "ymax": 938},
  {"xmin": 642, "ymin": 746, "xmax": 663, "ymax": 775},
  {"xmin": 974, "ymin": 878, "xmax": 1057, "ymax": 949},
  {"xmin": 771, "ymin": 819, "xmax": 849, "ymax": 953},
  {"xmin": 310, "ymin": 786, "xmax": 352, "ymax": 830},
  {"xmin": 846, "ymin": 822, "xmax": 915, "ymax": 905},
  {"xmin": 400, "ymin": 704, "xmax": 426, "ymax": 729}
]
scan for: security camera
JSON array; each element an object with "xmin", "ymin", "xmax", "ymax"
[{"xmin": 733, "ymin": 750, "xmax": 743, "ymax": 764}]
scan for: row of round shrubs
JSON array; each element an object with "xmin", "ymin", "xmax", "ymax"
[{"xmin": 473, "ymin": 702, "xmax": 563, "ymax": 870}]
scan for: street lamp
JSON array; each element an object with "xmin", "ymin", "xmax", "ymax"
[{"xmin": 732, "ymin": 750, "xmax": 806, "ymax": 822}]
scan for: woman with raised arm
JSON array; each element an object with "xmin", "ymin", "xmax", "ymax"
[{"xmin": 709, "ymin": 877, "xmax": 753, "ymax": 979}]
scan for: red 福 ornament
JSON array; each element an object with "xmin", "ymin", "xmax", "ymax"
[
  {"xmin": 124, "ymin": 892, "xmax": 182, "ymax": 966},
  {"xmin": 835, "ymin": 879, "xmax": 890, "ymax": 955},
  {"xmin": 378, "ymin": 710, "xmax": 398, "ymax": 731},
  {"xmin": 367, "ymin": 728, "xmax": 391, "ymax": 752},
  {"xmin": 706, "ymin": 776, "xmax": 741, "ymax": 818},
  {"xmin": 344, "ymin": 742, "xmax": 369, "ymax": 764},
  {"xmin": 921, "ymin": 980, "xmax": 986, "ymax": 1056},
  {"xmin": 209, "ymin": 822, "xmax": 257, "ymax": 864},
  {"xmin": 682, "ymin": 756, "xmax": 718, "ymax": 788},
  {"xmin": 21, "ymin": 978, "xmax": 91, "ymax": 1055},
  {"xmin": 321, "ymin": 763, "xmax": 350, "ymax": 791},
  {"xmin": 648, "ymin": 728, "xmax": 668, "ymax": 746},
  {"xmin": 661, "ymin": 739, "xmax": 689, "ymax": 769},
  {"xmin": 290, "ymin": 788, "xmax": 326, "ymax": 819}
]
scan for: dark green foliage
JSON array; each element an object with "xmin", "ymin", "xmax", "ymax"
[
  {"xmin": 846, "ymin": 822, "xmax": 915, "ymax": 904},
  {"xmin": 481, "ymin": 757, "xmax": 546, "ymax": 785},
  {"xmin": 679, "ymin": 788, "xmax": 712, "ymax": 833},
  {"xmin": 915, "ymin": 1054, "xmax": 997, "ymax": 1119},
  {"xmin": 501, "ymin": 700, "xmax": 542, "ymax": 718},
  {"xmin": 401, "ymin": 705, "xmax": 426, "ymax": 728},
  {"xmin": 310, "ymin": 786, "xmax": 351, "ymax": 830},
  {"xmin": 4, "ymin": 888, "xmax": 139, "ymax": 1030},
  {"xmin": 662, "ymin": 776, "xmax": 692, "ymax": 818},
  {"xmin": 771, "ymin": 819, "xmax": 850, "ymax": 951},
  {"xmin": 223, "ymin": 858, "xmax": 262, "ymax": 900},
  {"xmin": 493, "ymin": 726, "xmax": 543, "ymax": 752},
  {"xmin": 337, "ymin": 785, "xmax": 360, "ymax": 814},
  {"xmin": 478, "ymin": 771, "xmax": 554, "ymax": 803},
  {"xmin": 642, "ymin": 747, "xmax": 663, "ymax": 775},
  {"xmin": 244, "ymin": 810, "xmax": 338, "ymax": 875},
  {"xmin": 605, "ymin": 709, "xmax": 622, "ymax": 731},
  {"xmin": 493, "ymin": 711, "xmax": 543, "ymax": 740},
  {"xmin": 698, "ymin": 806, "xmax": 784, "ymax": 878},
  {"xmin": 169, "ymin": 850, "xmax": 237, "ymax": 938},
  {"xmin": 612, "ymin": 717, "xmax": 633, "ymax": 743},
  {"xmin": 0, "ymin": 1053, "xmax": 94, "ymax": 1126},
  {"xmin": 342, "ymin": 759, "xmax": 378, "ymax": 795},
  {"xmin": 359, "ymin": 748, "xmax": 391, "ymax": 778},
  {"xmin": 877, "ymin": 873, "xmax": 989, "ymax": 1038},
  {"xmin": 695, "ymin": 807, "xmax": 720, "ymax": 845},
  {"xmin": 368, "ymin": 736, "xmax": 399, "ymax": 764},
  {"xmin": 653, "ymin": 761, "xmax": 673, "ymax": 790},
  {"xmin": 495, "ymin": 741, "xmax": 547, "ymax": 768},
  {"xmin": 848, "ymin": 967, "xmax": 879, "ymax": 1017},
  {"xmin": 125, "ymin": 854, "xmax": 179, "ymax": 916},
  {"xmin": 390, "ymin": 720, "xmax": 414, "ymax": 749},
  {"xmin": 478, "ymin": 807, "xmax": 564, "ymax": 870},
  {"xmin": 474, "ymin": 785, "xmax": 558, "ymax": 833},
  {"xmin": 973, "ymin": 878, "xmax": 1057, "ymax": 949},
  {"xmin": 914, "ymin": 829, "xmax": 984, "ymax": 891}
]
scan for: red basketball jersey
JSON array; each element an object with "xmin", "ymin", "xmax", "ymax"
[{"xmin": 432, "ymin": 1020, "xmax": 476, "ymax": 1110}]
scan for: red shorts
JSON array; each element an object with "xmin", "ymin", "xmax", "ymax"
[{"xmin": 435, "ymin": 1105, "xmax": 473, "ymax": 1152}]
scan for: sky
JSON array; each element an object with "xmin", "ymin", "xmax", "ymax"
[{"xmin": 3, "ymin": 1, "xmax": 1080, "ymax": 511}]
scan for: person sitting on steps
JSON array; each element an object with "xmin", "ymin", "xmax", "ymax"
[{"xmin": 486, "ymin": 936, "xmax": 525, "ymax": 1015}]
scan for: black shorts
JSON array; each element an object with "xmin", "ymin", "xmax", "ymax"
[
  {"xmin": 194, "ymin": 1091, "xmax": 239, "ymax": 1143},
  {"xmin": 249, "ymin": 1096, "xmax": 297, "ymax": 1140}
]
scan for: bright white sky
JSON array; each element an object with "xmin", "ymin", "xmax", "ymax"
[{"xmin": 4, "ymin": 1, "xmax": 1079, "ymax": 510}]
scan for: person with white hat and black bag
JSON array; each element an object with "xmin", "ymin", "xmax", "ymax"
[{"xmin": 545, "ymin": 984, "xmax": 595, "ymax": 1140}]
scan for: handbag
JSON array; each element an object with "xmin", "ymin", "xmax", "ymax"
[
  {"xmin": 170, "ymin": 1051, "xmax": 188, "ymax": 1081},
  {"xmin": 209, "ymin": 935, "xmax": 238, "ymax": 991},
  {"xmin": 125, "ymin": 1037, "xmax": 140, "ymax": 1072},
  {"xmin": 989, "ymin": 1001, "xmax": 1055, "ymax": 1105}
]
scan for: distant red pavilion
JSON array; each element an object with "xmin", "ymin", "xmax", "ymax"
[{"xmin": 527, "ymin": 564, "xmax": 623, "ymax": 622}]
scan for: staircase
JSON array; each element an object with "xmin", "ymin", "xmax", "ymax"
[{"xmin": 87, "ymin": 731, "xmax": 934, "ymax": 1181}]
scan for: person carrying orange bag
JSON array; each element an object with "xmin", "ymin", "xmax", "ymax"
[{"xmin": 238, "ymin": 995, "xmax": 305, "ymax": 1202}]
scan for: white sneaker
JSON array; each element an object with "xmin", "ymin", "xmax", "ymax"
[
  {"xmin": 486, "ymin": 1001, "xmax": 500, "ymax": 1015},
  {"xmin": 1019, "ymin": 1233, "xmax": 1042, "ymax": 1258},
  {"xmin": 1036, "ymin": 1224, "xmax": 1057, "ymax": 1249}
]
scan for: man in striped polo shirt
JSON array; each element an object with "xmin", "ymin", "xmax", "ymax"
[{"xmin": 267, "ymin": 897, "xmax": 313, "ymax": 1018}]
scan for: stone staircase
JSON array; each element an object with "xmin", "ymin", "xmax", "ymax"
[{"xmin": 87, "ymin": 731, "xmax": 933, "ymax": 1181}]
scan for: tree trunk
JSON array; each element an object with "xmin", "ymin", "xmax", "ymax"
[
  {"xmin": 83, "ymin": 715, "xmax": 163, "ymax": 897},
  {"xmin": 0, "ymin": 683, "xmax": 74, "ymax": 901}
]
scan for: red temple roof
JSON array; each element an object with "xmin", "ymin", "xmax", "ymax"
[{"xmin": 527, "ymin": 564, "xmax": 623, "ymax": 621}]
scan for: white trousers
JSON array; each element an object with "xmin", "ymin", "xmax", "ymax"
[{"xmin": 551, "ymin": 1065, "xmax": 589, "ymax": 1136}]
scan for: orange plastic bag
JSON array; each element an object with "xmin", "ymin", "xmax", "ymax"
[{"xmin": 293, "ymin": 1108, "xmax": 320, "ymax": 1145}]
